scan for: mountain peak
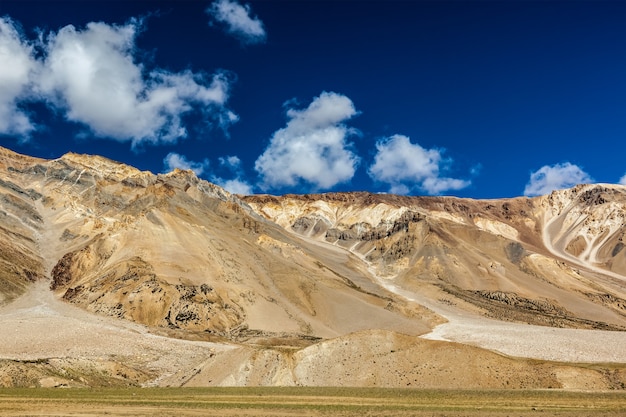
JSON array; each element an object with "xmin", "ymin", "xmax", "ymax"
[{"xmin": 59, "ymin": 151, "xmax": 149, "ymax": 182}]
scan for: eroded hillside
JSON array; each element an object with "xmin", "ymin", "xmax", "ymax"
[
  {"xmin": 244, "ymin": 188, "xmax": 626, "ymax": 330},
  {"xmin": 0, "ymin": 147, "xmax": 435, "ymax": 344}
]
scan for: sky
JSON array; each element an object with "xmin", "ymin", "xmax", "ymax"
[{"xmin": 0, "ymin": 0, "xmax": 624, "ymax": 199}]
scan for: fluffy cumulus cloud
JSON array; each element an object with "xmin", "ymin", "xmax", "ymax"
[
  {"xmin": 0, "ymin": 17, "xmax": 237, "ymax": 145},
  {"xmin": 0, "ymin": 17, "xmax": 38, "ymax": 137},
  {"xmin": 255, "ymin": 92, "xmax": 360, "ymax": 191},
  {"xmin": 207, "ymin": 0, "xmax": 266, "ymax": 44},
  {"xmin": 619, "ymin": 174, "xmax": 626, "ymax": 186},
  {"xmin": 524, "ymin": 162, "xmax": 593, "ymax": 197},
  {"xmin": 38, "ymin": 20, "xmax": 236, "ymax": 146},
  {"xmin": 163, "ymin": 152, "xmax": 210, "ymax": 176},
  {"xmin": 215, "ymin": 178, "xmax": 253, "ymax": 195},
  {"xmin": 368, "ymin": 134, "xmax": 470, "ymax": 195}
]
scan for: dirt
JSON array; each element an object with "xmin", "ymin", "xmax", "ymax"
[
  {"xmin": 0, "ymin": 280, "xmax": 233, "ymax": 387},
  {"xmin": 1, "ymin": 282, "xmax": 626, "ymax": 390}
]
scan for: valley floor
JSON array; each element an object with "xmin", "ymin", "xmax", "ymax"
[{"xmin": 1, "ymin": 387, "xmax": 625, "ymax": 416}]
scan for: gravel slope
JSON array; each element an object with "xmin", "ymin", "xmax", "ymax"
[
  {"xmin": 0, "ymin": 281, "xmax": 230, "ymax": 386},
  {"xmin": 375, "ymin": 279, "xmax": 626, "ymax": 363}
]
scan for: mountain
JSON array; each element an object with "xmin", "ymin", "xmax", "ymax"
[
  {"xmin": 0, "ymin": 146, "xmax": 625, "ymax": 389},
  {"xmin": 244, "ymin": 187, "xmax": 626, "ymax": 330}
]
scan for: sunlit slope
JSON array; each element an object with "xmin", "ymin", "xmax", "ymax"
[
  {"xmin": 0, "ymin": 148, "xmax": 46, "ymax": 305},
  {"xmin": 539, "ymin": 184, "xmax": 626, "ymax": 277}
]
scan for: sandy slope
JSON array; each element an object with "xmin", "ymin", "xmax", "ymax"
[
  {"xmin": 366, "ymin": 273, "xmax": 626, "ymax": 363},
  {"xmin": 4, "ymin": 276, "xmax": 626, "ymax": 373},
  {"xmin": 246, "ymin": 190, "xmax": 626, "ymax": 364},
  {"xmin": 0, "ymin": 280, "xmax": 230, "ymax": 385},
  {"xmin": 338, "ymin": 226, "xmax": 626, "ymax": 363},
  {"xmin": 1, "ymin": 272, "xmax": 626, "ymax": 389}
]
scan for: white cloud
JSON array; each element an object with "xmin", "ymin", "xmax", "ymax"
[
  {"xmin": 0, "ymin": 17, "xmax": 38, "ymax": 137},
  {"xmin": 524, "ymin": 162, "xmax": 593, "ymax": 197},
  {"xmin": 619, "ymin": 174, "xmax": 626, "ymax": 186},
  {"xmin": 219, "ymin": 155, "xmax": 242, "ymax": 170},
  {"xmin": 215, "ymin": 178, "xmax": 253, "ymax": 195},
  {"xmin": 254, "ymin": 92, "xmax": 360, "ymax": 190},
  {"xmin": 368, "ymin": 134, "xmax": 470, "ymax": 195},
  {"xmin": 34, "ymin": 19, "xmax": 236, "ymax": 146},
  {"xmin": 213, "ymin": 155, "xmax": 253, "ymax": 194},
  {"xmin": 163, "ymin": 152, "xmax": 210, "ymax": 176},
  {"xmin": 207, "ymin": 0, "xmax": 266, "ymax": 45}
]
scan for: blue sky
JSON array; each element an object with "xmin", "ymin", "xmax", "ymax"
[{"xmin": 0, "ymin": 0, "xmax": 624, "ymax": 198}]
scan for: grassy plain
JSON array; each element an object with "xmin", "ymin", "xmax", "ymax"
[{"xmin": 0, "ymin": 387, "xmax": 625, "ymax": 416}]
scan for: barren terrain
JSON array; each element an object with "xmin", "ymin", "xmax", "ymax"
[{"xmin": 1, "ymin": 146, "xmax": 626, "ymax": 389}]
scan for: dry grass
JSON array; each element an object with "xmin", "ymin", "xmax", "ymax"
[{"xmin": 0, "ymin": 387, "xmax": 625, "ymax": 416}]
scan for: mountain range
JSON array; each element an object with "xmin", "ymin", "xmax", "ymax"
[{"xmin": 0, "ymin": 146, "xmax": 625, "ymax": 389}]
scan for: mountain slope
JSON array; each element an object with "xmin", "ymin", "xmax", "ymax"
[
  {"xmin": 0, "ymin": 147, "xmax": 435, "ymax": 344},
  {"xmin": 0, "ymin": 148, "xmax": 46, "ymax": 305},
  {"xmin": 244, "ymin": 188, "xmax": 626, "ymax": 330}
]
